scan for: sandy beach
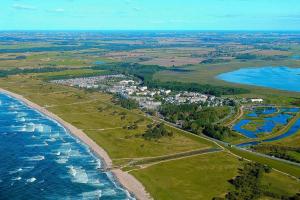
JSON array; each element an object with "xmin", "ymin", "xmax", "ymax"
[{"xmin": 0, "ymin": 88, "xmax": 152, "ymax": 200}]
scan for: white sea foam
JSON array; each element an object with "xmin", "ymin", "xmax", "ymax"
[
  {"xmin": 17, "ymin": 117, "xmax": 26, "ymax": 122},
  {"xmin": 12, "ymin": 177, "xmax": 22, "ymax": 181},
  {"xmin": 68, "ymin": 166, "xmax": 89, "ymax": 183},
  {"xmin": 102, "ymin": 189, "xmax": 117, "ymax": 196},
  {"xmin": 18, "ymin": 123, "xmax": 52, "ymax": 133},
  {"xmin": 16, "ymin": 112, "xmax": 27, "ymax": 118},
  {"xmin": 56, "ymin": 156, "xmax": 68, "ymax": 164},
  {"xmin": 45, "ymin": 138, "xmax": 56, "ymax": 142},
  {"xmin": 24, "ymin": 155, "xmax": 45, "ymax": 161},
  {"xmin": 9, "ymin": 168, "xmax": 23, "ymax": 174},
  {"xmin": 81, "ymin": 190, "xmax": 102, "ymax": 199},
  {"xmin": 26, "ymin": 177, "xmax": 36, "ymax": 183}
]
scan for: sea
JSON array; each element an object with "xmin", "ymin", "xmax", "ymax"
[{"xmin": 0, "ymin": 93, "xmax": 135, "ymax": 200}]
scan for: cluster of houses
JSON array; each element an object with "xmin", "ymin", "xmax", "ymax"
[
  {"xmin": 51, "ymin": 75, "xmax": 263, "ymax": 111},
  {"xmin": 50, "ymin": 75, "xmax": 125, "ymax": 89}
]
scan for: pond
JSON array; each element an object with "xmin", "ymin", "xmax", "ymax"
[
  {"xmin": 217, "ymin": 66, "xmax": 300, "ymax": 92},
  {"xmin": 233, "ymin": 107, "xmax": 296, "ymax": 138},
  {"xmin": 237, "ymin": 118, "xmax": 300, "ymax": 147}
]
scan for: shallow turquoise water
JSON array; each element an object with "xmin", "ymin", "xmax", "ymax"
[
  {"xmin": 217, "ymin": 66, "xmax": 300, "ymax": 92},
  {"xmin": 0, "ymin": 93, "xmax": 134, "ymax": 199}
]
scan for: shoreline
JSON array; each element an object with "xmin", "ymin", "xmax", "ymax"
[{"xmin": 0, "ymin": 88, "xmax": 151, "ymax": 200}]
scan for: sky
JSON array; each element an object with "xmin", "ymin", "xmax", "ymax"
[{"xmin": 1, "ymin": 0, "xmax": 300, "ymax": 30}]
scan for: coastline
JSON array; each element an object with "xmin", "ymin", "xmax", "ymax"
[{"xmin": 0, "ymin": 88, "xmax": 151, "ymax": 200}]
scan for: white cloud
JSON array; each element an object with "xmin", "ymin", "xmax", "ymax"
[{"xmin": 12, "ymin": 3, "xmax": 36, "ymax": 10}]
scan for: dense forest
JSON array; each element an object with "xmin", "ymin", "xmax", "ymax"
[{"xmin": 159, "ymin": 104, "xmax": 237, "ymax": 140}]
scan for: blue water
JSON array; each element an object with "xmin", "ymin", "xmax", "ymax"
[
  {"xmin": 217, "ymin": 66, "xmax": 300, "ymax": 92},
  {"xmin": 0, "ymin": 93, "xmax": 134, "ymax": 200},
  {"xmin": 233, "ymin": 112, "xmax": 292, "ymax": 138},
  {"xmin": 237, "ymin": 118, "xmax": 300, "ymax": 147},
  {"xmin": 291, "ymin": 55, "xmax": 300, "ymax": 60},
  {"xmin": 247, "ymin": 107, "xmax": 277, "ymax": 117}
]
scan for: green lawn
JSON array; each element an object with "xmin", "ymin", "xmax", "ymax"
[
  {"xmin": 132, "ymin": 151, "xmax": 300, "ymax": 200},
  {"xmin": 131, "ymin": 152, "xmax": 240, "ymax": 200}
]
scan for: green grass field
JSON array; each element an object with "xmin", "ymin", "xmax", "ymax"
[{"xmin": 131, "ymin": 151, "xmax": 300, "ymax": 200}]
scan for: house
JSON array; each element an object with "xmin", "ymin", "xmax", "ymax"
[
  {"xmin": 139, "ymin": 86, "xmax": 148, "ymax": 92},
  {"xmin": 165, "ymin": 90, "xmax": 171, "ymax": 95},
  {"xmin": 250, "ymin": 98, "xmax": 263, "ymax": 103}
]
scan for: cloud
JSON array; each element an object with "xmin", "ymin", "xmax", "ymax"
[
  {"xmin": 12, "ymin": 3, "xmax": 36, "ymax": 10},
  {"xmin": 47, "ymin": 8, "xmax": 65, "ymax": 13}
]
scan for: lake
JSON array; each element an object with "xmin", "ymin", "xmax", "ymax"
[
  {"xmin": 217, "ymin": 66, "xmax": 300, "ymax": 92},
  {"xmin": 0, "ymin": 93, "xmax": 134, "ymax": 200}
]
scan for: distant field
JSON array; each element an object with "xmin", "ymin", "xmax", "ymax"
[
  {"xmin": 37, "ymin": 69, "xmax": 107, "ymax": 80},
  {"xmin": 104, "ymin": 47, "xmax": 214, "ymax": 67}
]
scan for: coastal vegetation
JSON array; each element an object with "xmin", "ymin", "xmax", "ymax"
[
  {"xmin": 113, "ymin": 93, "xmax": 139, "ymax": 110},
  {"xmin": 142, "ymin": 123, "xmax": 173, "ymax": 140}
]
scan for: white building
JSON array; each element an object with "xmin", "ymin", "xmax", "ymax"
[
  {"xmin": 139, "ymin": 86, "xmax": 148, "ymax": 92},
  {"xmin": 250, "ymin": 98, "xmax": 263, "ymax": 103}
]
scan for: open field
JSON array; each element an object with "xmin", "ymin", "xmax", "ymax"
[
  {"xmin": 227, "ymin": 146, "xmax": 300, "ymax": 178},
  {"xmin": 131, "ymin": 151, "xmax": 300, "ymax": 200}
]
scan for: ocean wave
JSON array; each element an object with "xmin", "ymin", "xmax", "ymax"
[
  {"xmin": 9, "ymin": 168, "xmax": 23, "ymax": 174},
  {"xmin": 16, "ymin": 117, "xmax": 26, "ymax": 122},
  {"xmin": 26, "ymin": 177, "xmax": 36, "ymax": 183},
  {"xmin": 102, "ymin": 188, "xmax": 117, "ymax": 196},
  {"xmin": 56, "ymin": 157, "xmax": 68, "ymax": 164},
  {"xmin": 68, "ymin": 166, "xmax": 89, "ymax": 184},
  {"xmin": 12, "ymin": 177, "xmax": 22, "ymax": 181},
  {"xmin": 26, "ymin": 142, "xmax": 48, "ymax": 147},
  {"xmin": 17, "ymin": 123, "xmax": 52, "ymax": 133},
  {"xmin": 81, "ymin": 190, "xmax": 102, "ymax": 199},
  {"xmin": 23, "ymin": 155, "xmax": 45, "ymax": 161}
]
